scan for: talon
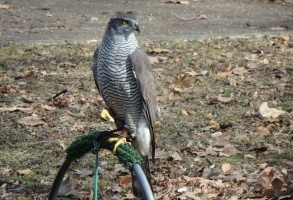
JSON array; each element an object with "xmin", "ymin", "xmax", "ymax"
[
  {"xmin": 100, "ymin": 109, "xmax": 115, "ymax": 123},
  {"xmin": 108, "ymin": 137, "xmax": 131, "ymax": 154}
]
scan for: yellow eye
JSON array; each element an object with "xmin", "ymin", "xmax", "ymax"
[{"xmin": 122, "ymin": 20, "xmax": 128, "ymax": 25}]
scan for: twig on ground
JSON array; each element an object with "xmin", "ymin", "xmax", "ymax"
[{"xmin": 47, "ymin": 79, "xmax": 79, "ymax": 101}]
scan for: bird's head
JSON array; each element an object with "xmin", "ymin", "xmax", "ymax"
[{"xmin": 107, "ymin": 13, "xmax": 140, "ymax": 36}]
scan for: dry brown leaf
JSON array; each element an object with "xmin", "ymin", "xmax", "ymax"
[
  {"xmin": 259, "ymin": 167, "xmax": 275, "ymax": 188},
  {"xmin": 245, "ymin": 54, "xmax": 258, "ymax": 61},
  {"xmin": 58, "ymin": 62, "xmax": 77, "ymax": 68},
  {"xmin": 256, "ymin": 126, "xmax": 270, "ymax": 134},
  {"xmin": 0, "ymin": 4, "xmax": 10, "ymax": 9},
  {"xmin": 58, "ymin": 140, "xmax": 66, "ymax": 150},
  {"xmin": 186, "ymin": 70, "xmax": 199, "ymax": 76},
  {"xmin": 154, "ymin": 149, "xmax": 170, "ymax": 159},
  {"xmin": 259, "ymin": 102, "xmax": 286, "ymax": 118},
  {"xmin": 221, "ymin": 52, "xmax": 233, "ymax": 58},
  {"xmin": 209, "ymin": 120, "xmax": 218, "ymax": 126},
  {"xmin": 216, "ymin": 71, "xmax": 234, "ymax": 77},
  {"xmin": 14, "ymin": 70, "xmax": 35, "ymax": 80},
  {"xmin": 221, "ymin": 163, "xmax": 231, "ymax": 174},
  {"xmin": 271, "ymin": 177, "xmax": 283, "ymax": 190},
  {"xmin": 171, "ymin": 152, "xmax": 182, "ymax": 161},
  {"xmin": 205, "ymin": 145, "xmax": 217, "ymax": 155},
  {"xmin": 149, "ymin": 48, "xmax": 171, "ymax": 54},
  {"xmin": 220, "ymin": 144, "xmax": 240, "ymax": 157},
  {"xmin": 120, "ymin": 176, "xmax": 132, "ymax": 185},
  {"xmin": 181, "ymin": 109, "xmax": 190, "ymax": 116},
  {"xmin": 198, "ymin": 14, "xmax": 208, "ymax": 19},
  {"xmin": 148, "ymin": 56, "xmax": 159, "ymax": 64},
  {"xmin": 168, "ymin": 92, "xmax": 180, "ymax": 101},
  {"xmin": 58, "ymin": 176, "xmax": 78, "ymax": 197},
  {"xmin": 271, "ymin": 26, "xmax": 286, "ymax": 30},
  {"xmin": 73, "ymin": 169, "xmax": 93, "ymax": 176},
  {"xmin": 42, "ymin": 104, "xmax": 56, "ymax": 111},
  {"xmin": 211, "ymin": 131, "xmax": 223, "ymax": 138},
  {"xmin": 170, "ymin": 75, "xmax": 199, "ymax": 88},
  {"xmin": 17, "ymin": 168, "xmax": 33, "ymax": 175},
  {"xmin": 18, "ymin": 116, "xmax": 46, "ymax": 126},
  {"xmin": 0, "ymin": 106, "xmax": 34, "ymax": 112},
  {"xmin": 231, "ymin": 66, "xmax": 248, "ymax": 75},
  {"xmin": 216, "ymin": 95, "xmax": 233, "ymax": 103}
]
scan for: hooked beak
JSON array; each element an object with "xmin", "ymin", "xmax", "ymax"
[{"xmin": 132, "ymin": 22, "xmax": 140, "ymax": 34}]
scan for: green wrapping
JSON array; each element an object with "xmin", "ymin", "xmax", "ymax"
[{"xmin": 65, "ymin": 130, "xmax": 142, "ymax": 170}]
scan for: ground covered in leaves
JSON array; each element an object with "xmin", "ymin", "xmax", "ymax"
[{"xmin": 0, "ymin": 35, "xmax": 292, "ymax": 199}]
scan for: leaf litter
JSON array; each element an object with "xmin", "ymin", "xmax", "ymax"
[{"xmin": 0, "ymin": 35, "xmax": 292, "ymax": 199}]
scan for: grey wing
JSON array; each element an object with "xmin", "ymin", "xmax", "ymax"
[
  {"xmin": 130, "ymin": 47, "xmax": 160, "ymax": 161},
  {"xmin": 92, "ymin": 46, "xmax": 101, "ymax": 93}
]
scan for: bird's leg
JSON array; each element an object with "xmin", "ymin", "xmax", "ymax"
[{"xmin": 108, "ymin": 126, "xmax": 132, "ymax": 154}]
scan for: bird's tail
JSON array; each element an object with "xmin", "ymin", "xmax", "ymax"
[{"xmin": 131, "ymin": 155, "xmax": 152, "ymax": 199}]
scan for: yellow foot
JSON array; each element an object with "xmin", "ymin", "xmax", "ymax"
[
  {"xmin": 100, "ymin": 109, "xmax": 115, "ymax": 123},
  {"xmin": 108, "ymin": 137, "xmax": 131, "ymax": 154}
]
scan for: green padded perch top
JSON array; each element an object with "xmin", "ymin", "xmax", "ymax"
[{"xmin": 65, "ymin": 130, "xmax": 142, "ymax": 170}]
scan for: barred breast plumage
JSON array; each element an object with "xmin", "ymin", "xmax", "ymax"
[{"xmin": 93, "ymin": 29, "xmax": 142, "ymax": 131}]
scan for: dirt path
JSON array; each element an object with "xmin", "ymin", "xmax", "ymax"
[{"xmin": 0, "ymin": 0, "xmax": 292, "ymax": 45}]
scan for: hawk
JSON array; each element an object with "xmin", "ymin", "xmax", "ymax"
[{"xmin": 92, "ymin": 13, "xmax": 159, "ymax": 199}]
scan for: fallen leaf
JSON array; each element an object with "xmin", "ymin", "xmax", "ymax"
[
  {"xmin": 120, "ymin": 176, "xmax": 132, "ymax": 185},
  {"xmin": 17, "ymin": 168, "xmax": 33, "ymax": 175},
  {"xmin": 216, "ymin": 71, "xmax": 234, "ymax": 77},
  {"xmin": 271, "ymin": 177, "xmax": 283, "ymax": 190},
  {"xmin": 220, "ymin": 144, "xmax": 240, "ymax": 157},
  {"xmin": 0, "ymin": 4, "xmax": 10, "ymax": 9},
  {"xmin": 271, "ymin": 26, "xmax": 286, "ymax": 31},
  {"xmin": 246, "ymin": 62, "xmax": 259, "ymax": 69},
  {"xmin": 216, "ymin": 95, "xmax": 233, "ymax": 103},
  {"xmin": 148, "ymin": 56, "xmax": 159, "ymax": 64},
  {"xmin": 58, "ymin": 140, "xmax": 66, "ymax": 150},
  {"xmin": 256, "ymin": 126, "xmax": 270, "ymax": 134},
  {"xmin": 221, "ymin": 163, "xmax": 232, "ymax": 174},
  {"xmin": 231, "ymin": 67, "xmax": 248, "ymax": 75},
  {"xmin": 58, "ymin": 176, "xmax": 78, "ymax": 197},
  {"xmin": 221, "ymin": 52, "xmax": 233, "ymax": 58},
  {"xmin": 18, "ymin": 116, "xmax": 46, "ymax": 126},
  {"xmin": 181, "ymin": 109, "xmax": 190, "ymax": 116},
  {"xmin": 209, "ymin": 120, "xmax": 218, "ymax": 126},
  {"xmin": 155, "ymin": 149, "xmax": 171, "ymax": 160},
  {"xmin": 205, "ymin": 145, "xmax": 217, "ymax": 155},
  {"xmin": 186, "ymin": 70, "xmax": 199, "ymax": 76},
  {"xmin": 58, "ymin": 62, "xmax": 76, "ymax": 68},
  {"xmin": 148, "ymin": 48, "xmax": 171, "ymax": 54},
  {"xmin": 244, "ymin": 154, "xmax": 256, "ymax": 159},
  {"xmin": 170, "ymin": 152, "xmax": 182, "ymax": 161},
  {"xmin": 42, "ymin": 104, "xmax": 56, "ymax": 111},
  {"xmin": 0, "ymin": 106, "xmax": 34, "ymax": 112},
  {"xmin": 259, "ymin": 102, "xmax": 286, "ymax": 118},
  {"xmin": 14, "ymin": 70, "xmax": 35, "ymax": 80},
  {"xmin": 168, "ymin": 92, "xmax": 180, "ymax": 100},
  {"xmin": 73, "ymin": 169, "xmax": 93, "ymax": 176},
  {"xmin": 198, "ymin": 14, "xmax": 208, "ymax": 19},
  {"xmin": 111, "ymin": 183, "xmax": 123, "ymax": 193},
  {"xmin": 211, "ymin": 131, "xmax": 223, "ymax": 137},
  {"xmin": 170, "ymin": 75, "xmax": 199, "ymax": 88}
]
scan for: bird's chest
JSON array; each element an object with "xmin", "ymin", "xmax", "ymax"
[{"xmin": 98, "ymin": 56, "xmax": 132, "ymax": 86}]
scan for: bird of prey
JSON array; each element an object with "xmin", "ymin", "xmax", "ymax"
[{"xmin": 92, "ymin": 13, "xmax": 159, "ymax": 198}]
